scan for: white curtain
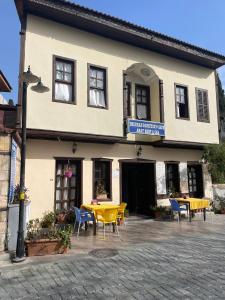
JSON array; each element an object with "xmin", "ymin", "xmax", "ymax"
[
  {"xmin": 55, "ymin": 83, "xmax": 72, "ymax": 102},
  {"xmin": 90, "ymin": 89, "xmax": 106, "ymax": 107},
  {"xmin": 137, "ymin": 104, "xmax": 147, "ymax": 119}
]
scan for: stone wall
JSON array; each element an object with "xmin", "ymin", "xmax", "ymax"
[
  {"xmin": 0, "ymin": 134, "xmax": 10, "ymax": 252},
  {"xmin": 212, "ymin": 184, "xmax": 225, "ymax": 211}
]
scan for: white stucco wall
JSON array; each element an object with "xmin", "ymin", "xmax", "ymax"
[
  {"xmin": 24, "ymin": 15, "xmax": 219, "ymax": 144},
  {"xmin": 26, "ymin": 139, "xmax": 207, "ymax": 219}
]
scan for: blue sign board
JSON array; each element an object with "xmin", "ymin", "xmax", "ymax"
[{"xmin": 127, "ymin": 119, "xmax": 165, "ymax": 136}]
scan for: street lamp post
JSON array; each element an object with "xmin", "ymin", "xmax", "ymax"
[{"xmin": 13, "ymin": 67, "xmax": 49, "ymax": 263}]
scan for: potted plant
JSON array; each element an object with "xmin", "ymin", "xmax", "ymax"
[
  {"xmin": 150, "ymin": 206, "xmax": 171, "ymax": 220},
  {"xmin": 13, "ymin": 184, "xmax": 30, "ymax": 203},
  {"xmin": 64, "ymin": 167, "xmax": 73, "ymax": 178},
  {"xmin": 25, "ymin": 212, "xmax": 72, "ymax": 256},
  {"xmin": 96, "ymin": 181, "xmax": 108, "ymax": 200},
  {"xmin": 55, "ymin": 208, "xmax": 75, "ymax": 224},
  {"xmin": 55, "ymin": 209, "xmax": 67, "ymax": 224}
]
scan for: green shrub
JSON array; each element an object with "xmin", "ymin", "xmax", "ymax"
[{"xmin": 203, "ymin": 143, "xmax": 225, "ymax": 184}]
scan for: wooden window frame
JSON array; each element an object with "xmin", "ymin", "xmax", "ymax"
[
  {"xmin": 87, "ymin": 64, "xmax": 108, "ymax": 109},
  {"xmin": 54, "ymin": 158, "xmax": 83, "ymax": 211},
  {"xmin": 92, "ymin": 158, "xmax": 112, "ymax": 201},
  {"xmin": 135, "ymin": 84, "xmax": 150, "ymax": 120},
  {"xmin": 196, "ymin": 88, "xmax": 210, "ymax": 123},
  {"xmin": 175, "ymin": 83, "xmax": 190, "ymax": 120},
  {"xmin": 125, "ymin": 81, "xmax": 132, "ymax": 117},
  {"xmin": 165, "ymin": 162, "xmax": 180, "ymax": 195},
  {"xmin": 52, "ymin": 55, "xmax": 76, "ymax": 104}
]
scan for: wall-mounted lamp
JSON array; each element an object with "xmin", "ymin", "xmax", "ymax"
[
  {"xmin": 72, "ymin": 142, "xmax": 77, "ymax": 154},
  {"xmin": 137, "ymin": 145, "xmax": 142, "ymax": 158}
]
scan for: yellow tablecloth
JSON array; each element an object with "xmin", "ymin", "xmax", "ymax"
[
  {"xmin": 81, "ymin": 204, "xmax": 120, "ymax": 215},
  {"xmin": 176, "ymin": 198, "xmax": 210, "ymax": 210}
]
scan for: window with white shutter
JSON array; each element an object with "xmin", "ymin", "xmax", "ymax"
[{"xmin": 196, "ymin": 89, "xmax": 209, "ymax": 122}]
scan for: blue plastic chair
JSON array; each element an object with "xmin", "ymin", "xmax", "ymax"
[
  {"xmin": 169, "ymin": 199, "xmax": 188, "ymax": 222},
  {"xmin": 74, "ymin": 207, "xmax": 94, "ymax": 237}
]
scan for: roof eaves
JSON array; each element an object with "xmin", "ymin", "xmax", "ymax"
[
  {"xmin": 44, "ymin": 0, "xmax": 225, "ymax": 62},
  {"xmin": 0, "ymin": 71, "xmax": 12, "ymax": 92},
  {"xmin": 20, "ymin": 0, "xmax": 225, "ymax": 67}
]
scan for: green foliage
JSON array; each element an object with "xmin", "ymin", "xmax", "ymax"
[
  {"xmin": 26, "ymin": 213, "xmax": 72, "ymax": 248},
  {"xmin": 203, "ymin": 143, "xmax": 225, "ymax": 183},
  {"xmin": 218, "ymin": 74, "xmax": 225, "ymax": 118},
  {"xmin": 150, "ymin": 206, "xmax": 167, "ymax": 212},
  {"xmin": 57, "ymin": 225, "xmax": 73, "ymax": 248},
  {"xmin": 26, "ymin": 218, "xmax": 58, "ymax": 241},
  {"xmin": 55, "ymin": 209, "xmax": 75, "ymax": 224},
  {"xmin": 41, "ymin": 212, "xmax": 56, "ymax": 229},
  {"xmin": 13, "ymin": 184, "xmax": 29, "ymax": 203}
]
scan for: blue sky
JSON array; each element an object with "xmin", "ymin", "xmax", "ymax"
[{"xmin": 1, "ymin": 0, "xmax": 225, "ymax": 102}]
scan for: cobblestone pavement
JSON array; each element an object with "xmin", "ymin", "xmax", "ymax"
[{"xmin": 1, "ymin": 215, "xmax": 225, "ymax": 299}]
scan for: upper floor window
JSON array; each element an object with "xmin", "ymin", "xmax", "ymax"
[
  {"xmin": 196, "ymin": 89, "xmax": 209, "ymax": 122},
  {"xmin": 136, "ymin": 85, "xmax": 150, "ymax": 120},
  {"xmin": 88, "ymin": 65, "xmax": 107, "ymax": 108},
  {"xmin": 166, "ymin": 163, "xmax": 180, "ymax": 195},
  {"xmin": 53, "ymin": 56, "xmax": 75, "ymax": 103},
  {"xmin": 175, "ymin": 85, "xmax": 189, "ymax": 119}
]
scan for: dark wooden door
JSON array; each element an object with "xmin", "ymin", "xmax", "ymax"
[
  {"xmin": 122, "ymin": 163, "xmax": 155, "ymax": 215},
  {"xmin": 55, "ymin": 160, "xmax": 82, "ymax": 210},
  {"xmin": 188, "ymin": 165, "xmax": 203, "ymax": 198}
]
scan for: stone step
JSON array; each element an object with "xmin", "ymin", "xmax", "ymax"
[{"xmin": 0, "ymin": 252, "xmax": 11, "ymax": 267}]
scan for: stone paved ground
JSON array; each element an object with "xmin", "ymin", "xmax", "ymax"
[{"xmin": 1, "ymin": 214, "xmax": 225, "ymax": 299}]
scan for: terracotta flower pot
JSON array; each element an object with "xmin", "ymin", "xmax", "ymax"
[
  {"xmin": 25, "ymin": 239, "xmax": 68, "ymax": 256},
  {"xmin": 154, "ymin": 211, "xmax": 162, "ymax": 219},
  {"xmin": 56, "ymin": 212, "xmax": 67, "ymax": 224}
]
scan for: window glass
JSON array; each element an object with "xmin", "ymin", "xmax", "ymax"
[
  {"xmin": 94, "ymin": 161, "xmax": 111, "ymax": 199},
  {"xmin": 135, "ymin": 85, "xmax": 150, "ymax": 120},
  {"xmin": 89, "ymin": 66, "xmax": 106, "ymax": 108},
  {"xmin": 55, "ymin": 83, "xmax": 72, "ymax": 102},
  {"xmin": 166, "ymin": 163, "xmax": 180, "ymax": 195},
  {"xmin": 175, "ymin": 85, "xmax": 189, "ymax": 118},
  {"xmin": 54, "ymin": 58, "xmax": 74, "ymax": 102}
]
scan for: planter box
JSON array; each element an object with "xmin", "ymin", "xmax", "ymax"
[
  {"xmin": 25, "ymin": 239, "xmax": 67, "ymax": 256},
  {"xmin": 154, "ymin": 212, "xmax": 171, "ymax": 220}
]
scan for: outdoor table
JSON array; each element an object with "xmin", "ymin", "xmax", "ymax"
[
  {"xmin": 81, "ymin": 204, "xmax": 120, "ymax": 235},
  {"xmin": 176, "ymin": 198, "xmax": 210, "ymax": 222}
]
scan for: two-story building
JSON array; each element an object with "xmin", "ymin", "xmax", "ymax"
[{"xmin": 15, "ymin": 0, "xmax": 225, "ymax": 219}]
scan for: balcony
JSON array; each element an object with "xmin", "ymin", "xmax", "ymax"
[{"xmin": 124, "ymin": 63, "xmax": 164, "ymax": 143}]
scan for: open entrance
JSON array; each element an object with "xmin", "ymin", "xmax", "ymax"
[
  {"xmin": 188, "ymin": 164, "xmax": 203, "ymax": 198},
  {"xmin": 121, "ymin": 162, "xmax": 156, "ymax": 215}
]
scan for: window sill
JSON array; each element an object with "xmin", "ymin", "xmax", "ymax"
[
  {"xmin": 52, "ymin": 99, "xmax": 76, "ymax": 105},
  {"xmin": 96, "ymin": 198, "xmax": 112, "ymax": 202},
  {"xmin": 197, "ymin": 120, "xmax": 210, "ymax": 123},
  {"xmin": 88, "ymin": 104, "xmax": 108, "ymax": 110},
  {"xmin": 176, "ymin": 117, "xmax": 190, "ymax": 121}
]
